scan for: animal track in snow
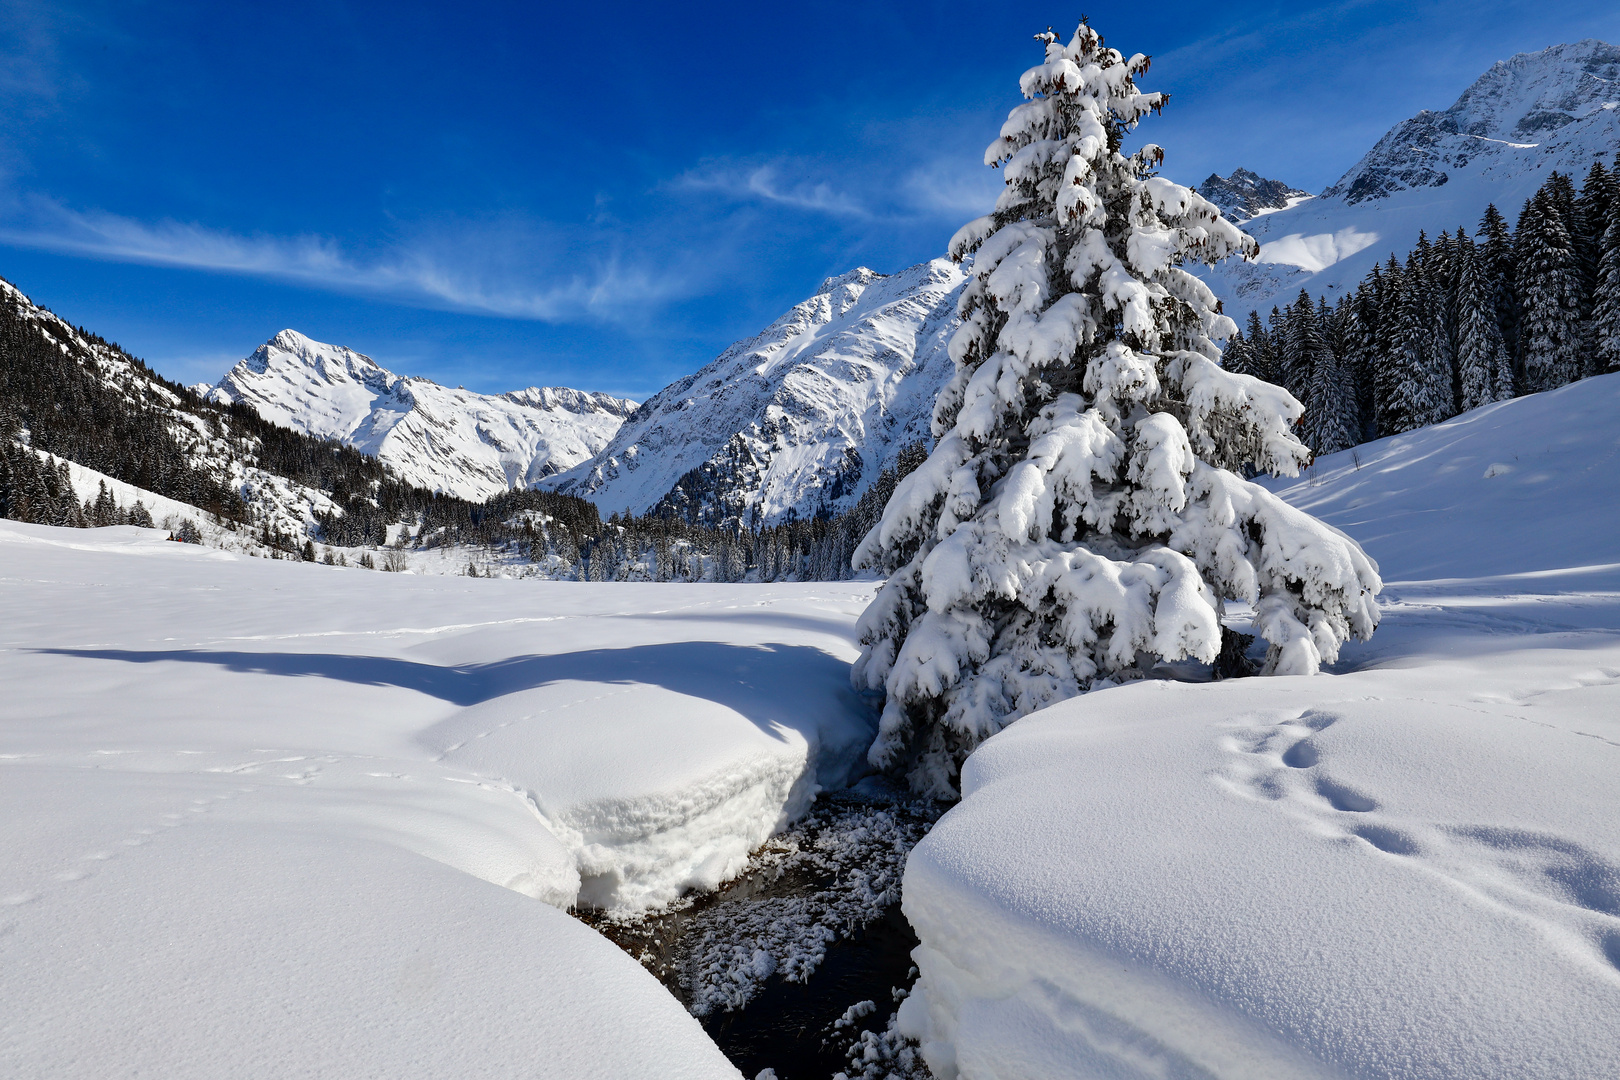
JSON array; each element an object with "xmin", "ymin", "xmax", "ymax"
[{"xmin": 1217, "ymin": 707, "xmax": 1620, "ymax": 977}]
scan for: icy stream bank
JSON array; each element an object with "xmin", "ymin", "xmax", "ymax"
[{"xmin": 581, "ymin": 784, "xmax": 941, "ymax": 1079}]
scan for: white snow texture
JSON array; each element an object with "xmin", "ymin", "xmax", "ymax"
[{"xmin": 0, "ymin": 535, "xmax": 887, "ymax": 1076}]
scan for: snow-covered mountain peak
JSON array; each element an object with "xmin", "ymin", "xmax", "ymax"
[
  {"xmin": 547, "ymin": 258, "xmax": 968, "ymax": 526},
  {"xmin": 1194, "ymin": 169, "xmax": 1312, "ymax": 222},
  {"xmin": 203, "ymin": 331, "xmax": 636, "ymax": 500},
  {"xmin": 818, "ymin": 266, "xmax": 882, "ymax": 294},
  {"xmin": 1323, "ymin": 39, "xmax": 1620, "ymax": 204},
  {"xmin": 1199, "ymin": 40, "xmax": 1620, "ymax": 319}
]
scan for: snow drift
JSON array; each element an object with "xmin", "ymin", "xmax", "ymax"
[{"xmin": 0, "ymin": 528, "xmax": 885, "ymax": 1075}]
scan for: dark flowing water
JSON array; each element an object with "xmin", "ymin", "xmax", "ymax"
[
  {"xmin": 702, "ymin": 904, "xmax": 919, "ymax": 1078},
  {"xmin": 578, "ymin": 785, "xmax": 940, "ymax": 1079}
]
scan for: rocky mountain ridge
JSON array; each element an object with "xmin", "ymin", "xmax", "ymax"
[
  {"xmin": 202, "ymin": 330, "xmax": 636, "ymax": 501},
  {"xmin": 546, "ymin": 259, "xmax": 967, "ymax": 527},
  {"xmin": 1201, "ymin": 39, "xmax": 1620, "ymax": 317},
  {"xmin": 1194, "ymin": 168, "xmax": 1312, "ymax": 222}
]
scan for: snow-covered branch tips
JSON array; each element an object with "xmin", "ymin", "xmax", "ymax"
[{"xmin": 850, "ymin": 20, "xmax": 1382, "ymax": 797}]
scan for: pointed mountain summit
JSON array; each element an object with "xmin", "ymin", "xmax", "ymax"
[
  {"xmin": 1194, "ymin": 169, "xmax": 1312, "ymax": 222},
  {"xmin": 1202, "ymin": 39, "xmax": 1620, "ymax": 317},
  {"xmin": 545, "ymin": 258, "xmax": 968, "ymax": 527},
  {"xmin": 203, "ymin": 331, "xmax": 636, "ymax": 501}
]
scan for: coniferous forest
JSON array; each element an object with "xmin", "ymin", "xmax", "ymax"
[{"xmin": 1223, "ymin": 163, "xmax": 1620, "ymax": 456}]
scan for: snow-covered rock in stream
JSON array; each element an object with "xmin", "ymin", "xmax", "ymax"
[
  {"xmin": 547, "ymin": 259, "xmax": 967, "ymax": 526},
  {"xmin": 896, "ymin": 372, "xmax": 1620, "ymax": 1079},
  {"xmin": 1202, "ymin": 40, "xmax": 1620, "ymax": 318},
  {"xmin": 203, "ymin": 329, "xmax": 637, "ymax": 501}
]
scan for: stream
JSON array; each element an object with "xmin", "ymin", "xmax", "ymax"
[{"xmin": 578, "ymin": 781, "xmax": 941, "ymax": 1079}]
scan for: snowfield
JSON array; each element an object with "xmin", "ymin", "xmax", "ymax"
[
  {"xmin": 0, "ymin": 530, "xmax": 881, "ymax": 1076},
  {"xmin": 898, "ymin": 373, "xmax": 1620, "ymax": 1079}
]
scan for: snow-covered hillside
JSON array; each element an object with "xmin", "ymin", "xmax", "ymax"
[
  {"xmin": 204, "ymin": 330, "xmax": 637, "ymax": 501},
  {"xmin": 897, "ymin": 373, "xmax": 1620, "ymax": 1079},
  {"xmin": 1204, "ymin": 40, "xmax": 1620, "ymax": 316},
  {"xmin": 548, "ymin": 260, "xmax": 967, "ymax": 525}
]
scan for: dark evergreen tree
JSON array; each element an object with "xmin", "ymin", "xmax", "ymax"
[
  {"xmin": 1592, "ymin": 199, "xmax": 1620, "ymax": 376},
  {"xmin": 1305, "ymin": 297, "xmax": 1358, "ymax": 455},
  {"xmin": 1455, "ymin": 232, "xmax": 1514, "ymax": 409},
  {"xmin": 1516, "ymin": 188, "xmax": 1584, "ymax": 392},
  {"xmin": 1388, "ymin": 251, "xmax": 1452, "ymax": 431},
  {"xmin": 1477, "ymin": 203, "xmax": 1518, "ymax": 383},
  {"xmin": 1244, "ymin": 309, "xmax": 1276, "ymax": 383}
]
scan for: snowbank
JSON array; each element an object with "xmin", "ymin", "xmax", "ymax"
[
  {"xmin": 897, "ymin": 375, "xmax": 1620, "ymax": 1079},
  {"xmin": 0, "ymin": 524, "xmax": 881, "ymax": 1074}
]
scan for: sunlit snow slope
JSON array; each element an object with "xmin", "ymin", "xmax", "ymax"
[
  {"xmin": 549, "ymin": 260, "xmax": 967, "ymax": 525},
  {"xmin": 204, "ymin": 329, "xmax": 637, "ymax": 501},
  {"xmin": 0, "ymin": 539, "xmax": 887, "ymax": 1076},
  {"xmin": 1202, "ymin": 40, "xmax": 1620, "ymax": 317},
  {"xmin": 898, "ymin": 373, "xmax": 1620, "ymax": 1079}
]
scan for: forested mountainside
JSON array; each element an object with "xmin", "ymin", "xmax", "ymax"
[
  {"xmin": 201, "ymin": 330, "xmax": 636, "ymax": 501},
  {"xmin": 1226, "ymin": 162, "xmax": 1620, "ymax": 456},
  {"xmin": 0, "ymin": 272, "xmax": 924, "ymax": 582},
  {"xmin": 1204, "ymin": 40, "xmax": 1620, "ymax": 316}
]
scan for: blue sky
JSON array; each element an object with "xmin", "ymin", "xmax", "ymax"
[{"xmin": 2, "ymin": 1, "xmax": 1617, "ymax": 401}]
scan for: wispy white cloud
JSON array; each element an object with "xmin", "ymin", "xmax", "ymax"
[
  {"xmin": 675, "ymin": 155, "xmax": 1003, "ymax": 226},
  {"xmin": 900, "ymin": 160, "xmax": 1001, "ymax": 221},
  {"xmin": 0, "ymin": 195, "xmax": 685, "ymax": 323},
  {"xmin": 676, "ymin": 163, "xmax": 872, "ymax": 218}
]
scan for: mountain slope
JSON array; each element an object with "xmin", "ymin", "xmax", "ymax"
[
  {"xmin": 548, "ymin": 259, "xmax": 968, "ymax": 526},
  {"xmin": 1203, "ymin": 39, "xmax": 1620, "ymax": 316},
  {"xmin": 205, "ymin": 330, "xmax": 637, "ymax": 501}
]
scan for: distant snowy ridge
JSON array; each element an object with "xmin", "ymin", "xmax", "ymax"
[
  {"xmin": 548, "ymin": 259, "xmax": 968, "ymax": 526},
  {"xmin": 1194, "ymin": 168, "xmax": 1312, "ymax": 223},
  {"xmin": 1202, "ymin": 39, "xmax": 1620, "ymax": 316},
  {"xmin": 204, "ymin": 330, "xmax": 637, "ymax": 501}
]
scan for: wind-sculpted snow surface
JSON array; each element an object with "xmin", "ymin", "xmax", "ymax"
[
  {"xmin": 0, "ymin": 534, "xmax": 885, "ymax": 1076},
  {"xmin": 205, "ymin": 329, "xmax": 637, "ymax": 501},
  {"xmin": 548, "ymin": 261, "xmax": 967, "ymax": 525},
  {"xmin": 896, "ymin": 373, "xmax": 1620, "ymax": 1079},
  {"xmin": 1203, "ymin": 39, "xmax": 1620, "ymax": 317}
]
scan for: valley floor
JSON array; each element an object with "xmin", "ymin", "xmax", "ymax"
[
  {"xmin": 2, "ymin": 375, "xmax": 1618, "ymax": 1079},
  {"xmin": 0, "ymin": 528, "xmax": 880, "ymax": 1078}
]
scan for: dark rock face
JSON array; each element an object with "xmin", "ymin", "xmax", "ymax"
[{"xmin": 1195, "ymin": 169, "xmax": 1312, "ymax": 222}]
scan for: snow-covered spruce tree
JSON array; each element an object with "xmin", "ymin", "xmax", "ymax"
[
  {"xmin": 1455, "ymin": 232, "xmax": 1514, "ymax": 408},
  {"xmin": 1307, "ymin": 296, "xmax": 1359, "ymax": 455},
  {"xmin": 1594, "ymin": 203, "xmax": 1620, "ymax": 376},
  {"xmin": 1477, "ymin": 204, "xmax": 1518, "ymax": 376},
  {"xmin": 849, "ymin": 21, "xmax": 1382, "ymax": 796},
  {"xmin": 1516, "ymin": 189, "xmax": 1583, "ymax": 393},
  {"xmin": 1388, "ymin": 245, "xmax": 1453, "ymax": 432}
]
